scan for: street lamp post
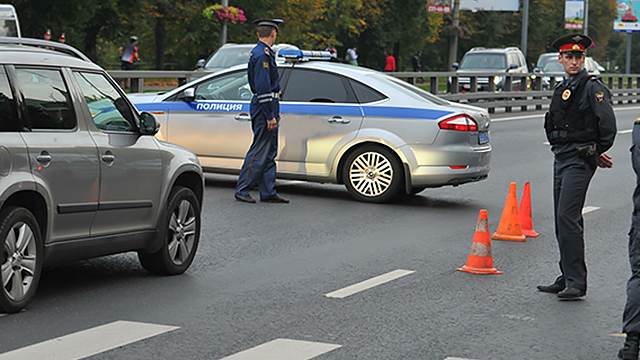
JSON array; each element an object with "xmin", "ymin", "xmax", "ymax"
[
  {"xmin": 521, "ymin": 0, "xmax": 529, "ymax": 59},
  {"xmin": 220, "ymin": 0, "xmax": 228, "ymax": 46},
  {"xmin": 583, "ymin": 0, "xmax": 589, "ymax": 36}
]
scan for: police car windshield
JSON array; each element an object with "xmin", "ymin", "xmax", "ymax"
[
  {"xmin": 205, "ymin": 47, "xmax": 252, "ymax": 69},
  {"xmin": 0, "ymin": 19, "xmax": 18, "ymax": 37},
  {"xmin": 460, "ymin": 53, "xmax": 506, "ymax": 70}
]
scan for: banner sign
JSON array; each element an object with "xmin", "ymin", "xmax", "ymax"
[
  {"xmin": 614, "ymin": 0, "xmax": 640, "ymax": 32},
  {"xmin": 564, "ymin": 0, "xmax": 585, "ymax": 30},
  {"xmin": 459, "ymin": 0, "xmax": 519, "ymax": 12},
  {"xmin": 427, "ymin": 0, "xmax": 451, "ymax": 13}
]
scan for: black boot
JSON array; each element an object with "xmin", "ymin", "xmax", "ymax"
[
  {"xmin": 537, "ymin": 277, "xmax": 565, "ymax": 294},
  {"xmin": 619, "ymin": 333, "xmax": 640, "ymax": 360}
]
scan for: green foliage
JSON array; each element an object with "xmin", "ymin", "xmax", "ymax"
[{"xmin": 0, "ymin": 0, "xmax": 627, "ymax": 72}]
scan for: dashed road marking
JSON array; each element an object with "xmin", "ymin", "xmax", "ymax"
[
  {"xmin": 218, "ymin": 338, "xmax": 341, "ymax": 360},
  {"xmin": 0, "ymin": 320, "xmax": 179, "ymax": 360},
  {"xmin": 501, "ymin": 314, "xmax": 535, "ymax": 322},
  {"xmin": 543, "ymin": 141, "xmax": 550, "ymax": 145},
  {"xmin": 619, "ymin": 129, "xmax": 633, "ymax": 134},
  {"xmin": 610, "ymin": 332, "xmax": 627, "ymax": 338},
  {"xmin": 324, "ymin": 269, "xmax": 415, "ymax": 299},
  {"xmin": 445, "ymin": 357, "xmax": 478, "ymax": 360},
  {"xmin": 582, "ymin": 206, "xmax": 600, "ymax": 215}
]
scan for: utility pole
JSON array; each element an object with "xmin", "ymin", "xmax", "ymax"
[
  {"xmin": 220, "ymin": 0, "xmax": 228, "ymax": 45},
  {"xmin": 521, "ymin": 0, "xmax": 529, "ymax": 59},
  {"xmin": 626, "ymin": 32, "xmax": 632, "ymax": 74},
  {"xmin": 448, "ymin": 0, "xmax": 461, "ymax": 70},
  {"xmin": 583, "ymin": 0, "xmax": 589, "ymax": 36}
]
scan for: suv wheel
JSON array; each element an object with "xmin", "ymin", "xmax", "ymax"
[
  {"xmin": 138, "ymin": 187, "xmax": 201, "ymax": 275},
  {"xmin": 342, "ymin": 145, "xmax": 403, "ymax": 203},
  {"xmin": 0, "ymin": 207, "xmax": 43, "ymax": 313}
]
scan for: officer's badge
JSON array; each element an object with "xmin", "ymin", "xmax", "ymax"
[
  {"xmin": 595, "ymin": 91, "xmax": 605, "ymax": 103},
  {"xmin": 562, "ymin": 89, "xmax": 571, "ymax": 101},
  {"xmin": 262, "ymin": 61, "xmax": 269, "ymax": 69}
]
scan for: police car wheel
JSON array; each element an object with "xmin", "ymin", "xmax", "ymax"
[
  {"xmin": 343, "ymin": 145, "xmax": 402, "ymax": 203},
  {"xmin": 138, "ymin": 186, "xmax": 201, "ymax": 275},
  {"xmin": 0, "ymin": 207, "xmax": 43, "ymax": 314}
]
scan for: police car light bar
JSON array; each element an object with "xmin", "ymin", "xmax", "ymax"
[{"xmin": 277, "ymin": 49, "xmax": 333, "ymax": 62}]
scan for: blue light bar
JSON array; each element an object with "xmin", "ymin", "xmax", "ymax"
[{"xmin": 277, "ymin": 49, "xmax": 333, "ymax": 62}]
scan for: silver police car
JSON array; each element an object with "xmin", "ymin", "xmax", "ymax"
[{"xmin": 130, "ymin": 51, "xmax": 491, "ymax": 203}]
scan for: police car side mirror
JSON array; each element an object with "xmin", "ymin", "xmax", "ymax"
[
  {"xmin": 139, "ymin": 112, "xmax": 160, "ymax": 136},
  {"xmin": 179, "ymin": 88, "xmax": 195, "ymax": 102},
  {"xmin": 195, "ymin": 59, "xmax": 205, "ymax": 69}
]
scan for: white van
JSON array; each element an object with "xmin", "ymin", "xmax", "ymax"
[{"xmin": 0, "ymin": 5, "xmax": 20, "ymax": 37}]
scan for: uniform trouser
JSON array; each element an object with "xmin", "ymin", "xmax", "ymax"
[
  {"xmin": 235, "ymin": 114, "xmax": 278, "ymax": 199},
  {"xmin": 623, "ymin": 135, "xmax": 640, "ymax": 333},
  {"xmin": 553, "ymin": 152, "xmax": 597, "ymax": 292}
]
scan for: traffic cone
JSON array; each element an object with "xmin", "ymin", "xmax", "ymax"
[
  {"xmin": 519, "ymin": 182, "xmax": 540, "ymax": 238},
  {"xmin": 492, "ymin": 182, "xmax": 526, "ymax": 242},
  {"xmin": 458, "ymin": 209, "xmax": 502, "ymax": 275}
]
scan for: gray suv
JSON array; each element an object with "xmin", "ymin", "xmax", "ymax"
[
  {"xmin": 0, "ymin": 38, "xmax": 204, "ymax": 313},
  {"xmin": 454, "ymin": 47, "xmax": 529, "ymax": 91}
]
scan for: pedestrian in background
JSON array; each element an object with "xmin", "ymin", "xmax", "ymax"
[
  {"xmin": 537, "ymin": 34, "xmax": 616, "ymax": 301},
  {"xmin": 412, "ymin": 52, "xmax": 422, "ymax": 72},
  {"xmin": 346, "ymin": 47, "xmax": 358, "ymax": 66},
  {"xmin": 58, "ymin": 33, "xmax": 66, "ymax": 44},
  {"xmin": 43, "ymin": 29, "xmax": 52, "ymax": 41},
  {"xmin": 234, "ymin": 19, "xmax": 289, "ymax": 204},
  {"xmin": 619, "ymin": 121, "xmax": 640, "ymax": 359},
  {"xmin": 384, "ymin": 51, "xmax": 396, "ymax": 72},
  {"xmin": 120, "ymin": 36, "xmax": 140, "ymax": 71}
]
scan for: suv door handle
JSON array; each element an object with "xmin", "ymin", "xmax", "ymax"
[
  {"xmin": 234, "ymin": 113, "xmax": 251, "ymax": 121},
  {"xmin": 101, "ymin": 151, "xmax": 115, "ymax": 165},
  {"xmin": 36, "ymin": 152, "xmax": 52, "ymax": 166},
  {"xmin": 327, "ymin": 116, "xmax": 351, "ymax": 124}
]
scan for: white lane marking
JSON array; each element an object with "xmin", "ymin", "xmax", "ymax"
[
  {"xmin": 279, "ymin": 180, "xmax": 307, "ymax": 185},
  {"xmin": 610, "ymin": 333, "xmax": 627, "ymax": 338},
  {"xmin": 445, "ymin": 357, "xmax": 478, "ymax": 360},
  {"xmin": 493, "ymin": 114, "xmax": 543, "ymax": 122},
  {"xmin": 218, "ymin": 338, "xmax": 341, "ymax": 360},
  {"xmin": 582, "ymin": 206, "xmax": 600, "ymax": 215},
  {"xmin": 619, "ymin": 129, "xmax": 633, "ymax": 134},
  {"xmin": 492, "ymin": 106, "xmax": 640, "ymax": 123},
  {"xmin": 0, "ymin": 320, "xmax": 179, "ymax": 360},
  {"xmin": 324, "ymin": 269, "xmax": 415, "ymax": 299},
  {"xmin": 0, "ymin": 314, "xmax": 6, "ymax": 318},
  {"xmin": 543, "ymin": 141, "xmax": 550, "ymax": 145}
]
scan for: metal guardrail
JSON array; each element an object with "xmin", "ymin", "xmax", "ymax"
[{"xmin": 108, "ymin": 70, "xmax": 640, "ymax": 114}]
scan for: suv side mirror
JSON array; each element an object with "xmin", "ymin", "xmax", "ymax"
[
  {"xmin": 195, "ymin": 59, "xmax": 206, "ymax": 69},
  {"xmin": 179, "ymin": 88, "xmax": 195, "ymax": 102},
  {"xmin": 452, "ymin": 62, "xmax": 459, "ymax": 70},
  {"xmin": 139, "ymin": 112, "xmax": 160, "ymax": 136},
  {"xmin": 508, "ymin": 63, "xmax": 518, "ymax": 71}
]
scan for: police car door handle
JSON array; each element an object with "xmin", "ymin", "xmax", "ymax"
[
  {"xmin": 328, "ymin": 116, "xmax": 350, "ymax": 124},
  {"xmin": 234, "ymin": 113, "xmax": 251, "ymax": 121},
  {"xmin": 101, "ymin": 151, "xmax": 115, "ymax": 165}
]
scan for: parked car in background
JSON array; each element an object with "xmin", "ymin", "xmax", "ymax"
[
  {"xmin": 0, "ymin": 37, "xmax": 204, "ymax": 313},
  {"xmin": 533, "ymin": 52, "xmax": 601, "ymax": 89},
  {"xmin": 453, "ymin": 47, "xmax": 528, "ymax": 91},
  {"xmin": 130, "ymin": 49, "xmax": 491, "ymax": 203},
  {"xmin": 194, "ymin": 43, "xmax": 298, "ymax": 72},
  {"xmin": 0, "ymin": 5, "xmax": 20, "ymax": 37}
]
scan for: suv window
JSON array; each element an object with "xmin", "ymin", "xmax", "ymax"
[
  {"xmin": 349, "ymin": 79, "xmax": 386, "ymax": 103},
  {"xmin": 460, "ymin": 53, "xmax": 507, "ymax": 70},
  {"xmin": 0, "ymin": 67, "xmax": 19, "ymax": 132},
  {"xmin": 284, "ymin": 69, "xmax": 357, "ymax": 103},
  {"xmin": 195, "ymin": 71, "xmax": 252, "ymax": 101},
  {"xmin": 15, "ymin": 68, "xmax": 76, "ymax": 130},
  {"xmin": 74, "ymin": 71, "xmax": 136, "ymax": 132}
]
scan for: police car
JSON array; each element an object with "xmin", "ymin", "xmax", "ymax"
[{"xmin": 129, "ymin": 49, "xmax": 491, "ymax": 203}]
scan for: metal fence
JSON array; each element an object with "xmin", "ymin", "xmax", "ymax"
[{"xmin": 108, "ymin": 70, "xmax": 640, "ymax": 114}]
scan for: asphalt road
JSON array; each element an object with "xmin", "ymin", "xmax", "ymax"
[{"xmin": 1, "ymin": 106, "xmax": 640, "ymax": 360}]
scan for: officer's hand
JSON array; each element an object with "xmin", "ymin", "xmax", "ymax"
[
  {"xmin": 267, "ymin": 118, "xmax": 278, "ymax": 131},
  {"xmin": 598, "ymin": 153, "xmax": 613, "ymax": 168}
]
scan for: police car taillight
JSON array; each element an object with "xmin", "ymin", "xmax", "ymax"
[{"xmin": 438, "ymin": 114, "xmax": 478, "ymax": 132}]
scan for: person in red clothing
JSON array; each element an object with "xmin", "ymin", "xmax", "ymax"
[{"xmin": 384, "ymin": 51, "xmax": 396, "ymax": 72}]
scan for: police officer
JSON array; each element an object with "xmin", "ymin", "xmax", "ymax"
[
  {"xmin": 537, "ymin": 34, "xmax": 617, "ymax": 300},
  {"xmin": 234, "ymin": 19, "xmax": 289, "ymax": 204},
  {"xmin": 619, "ymin": 121, "xmax": 640, "ymax": 359}
]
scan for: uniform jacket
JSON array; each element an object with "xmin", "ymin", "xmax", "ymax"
[{"xmin": 248, "ymin": 41, "xmax": 280, "ymax": 120}]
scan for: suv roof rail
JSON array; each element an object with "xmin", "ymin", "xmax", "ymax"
[
  {"xmin": 506, "ymin": 47, "xmax": 521, "ymax": 51},
  {"xmin": 0, "ymin": 37, "xmax": 92, "ymax": 62}
]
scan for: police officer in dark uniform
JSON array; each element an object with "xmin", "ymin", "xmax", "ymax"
[
  {"xmin": 619, "ymin": 120, "xmax": 640, "ymax": 359},
  {"xmin": 234, "ymin": 19, "xmax": 289, "ymax": 204},
  {"xmin": 537, "ymin": 34, "xmax": 617, "ymax": 300}
]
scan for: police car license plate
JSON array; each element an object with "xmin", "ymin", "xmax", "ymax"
[{"xmin": 478, "ymin": 132, "xmax": 489, "ymax": 145}]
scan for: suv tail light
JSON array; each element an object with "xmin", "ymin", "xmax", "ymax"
[{"xmin": 438, "ymin": 114, "xmax": 478, "ymax": 132}]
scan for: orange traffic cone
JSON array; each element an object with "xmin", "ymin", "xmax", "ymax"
[
  {"xmin": 492, "ymin": 182, "xmax": 526, "ymax": 242},
  {"xmin": 458, "ymin": 209, "xmax": 502, "ymax": 275},
  {"xmin": 519, "ymin": 182, "xmax": 540, "ymax": 238}
]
